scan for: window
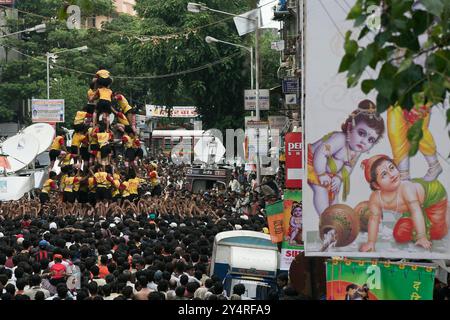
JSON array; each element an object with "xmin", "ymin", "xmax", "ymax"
[{"xmin": 86, "ymin": 17, "xmax": 96, "ymax": 28}]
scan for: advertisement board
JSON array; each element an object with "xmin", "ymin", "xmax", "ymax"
[
  {"xmin": 326, "ymin": 259, "xmax": 435, "ymax": 300},
  {"xmin": 303, "ymin": 0, "xmax": 450, "ymax": 259},
  {"xmin": 285, "ymin": 132, "xmax": 302, "ymax": 189},
  {"xmin": 145, "ymin": 105, "xmax": 198, "ymax": 118},
  {"xmin": 31, "ymin": 99, "xmax": 65, "ymax": 123},
  {"xmin": 244, "ymin": 89, "xmax": 270, "ymax": 111},
  {"xmin": 279, "ymin": 189, "xmax": 304, "ymax": 270}
]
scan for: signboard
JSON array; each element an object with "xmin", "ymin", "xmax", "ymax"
[
  {"xmin": 31, "ymin": 99, "xmax": 64, "ymax": 123},
  {"xmin": 233, "ymin": 8, "xmax": 261, "ymax": 36},
  {"xmin": 244, "ymin": 89, "xmax": 270, "ymax": 111},
  {"xmin": 271, "ymin": 40, "xmax": 285, "ymax": 51},
  {"xmin": 145, "ymin": 105, "xmax": 198, "ymax": 118},
  {"xmin": 279, "ymin": 189, "xmax": 304, "ymax": 270},
  {"xmin": 0, "ymin": 0, "xmax": 14, "ymax": 5},
  {"xmin": 285, "ymin": 94, "xmax": 297, "ymax": 105},
  {"xmin": 186, "ymin": 168, "xmax": 228, "ymax": 178},
  {"xmin": 304, "ymin": 0, "xmax": 450, "ymax": 259},
  {"xmin": 285, "ymin": 132, "xmax": 302, "ymax": 189},
  {"xmin": 244, "ymin": 116, "xmax": 257, "ymax": 129},
  {"xmin": 326, "ymin": 259, "xmax": 435, "ymax": 300},
  {"xmin": 282, "ymin": 77, "xmax": 299, "ymax": 94}
]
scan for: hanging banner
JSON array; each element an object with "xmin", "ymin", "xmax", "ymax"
[
  {"xmin": 31, "ymin": 99, "xmax": 65, "ymax": 123},
  {"xmin": 265, "ymin": 200, "xmax": 285, "ymax": 244},
  {"xmin": 285, "ymin": 132, "xmax": 302, "ymax": 189},
  {"xmin": 303, "ymin": 0, "xmax": 450, "ymax": 259},
  {"xmin": 145, "ymin": 105, "xmax": 198, "ymax": 118},
  {"xmin": 280, "ymin": 189, "xmax": 304, "ymax": 270},
  {"xmin": 326, "ymin": 259, "xmax": 436, "ymax": 300}
]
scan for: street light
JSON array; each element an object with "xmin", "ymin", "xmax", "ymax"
[
  {"xmin": 0, "ymin": 23, "xmax": 46, "ymax": 39},
  {"xmin": 188, "ymin": 3, "xmax": 262, "ymax": 185},
  {"xmin": 46, "ymin": 45, "xmax": 88, "ymax": 99},
  {"xmin": 205, "ymin": 36, "xmax": 254, "ymax": 90}
]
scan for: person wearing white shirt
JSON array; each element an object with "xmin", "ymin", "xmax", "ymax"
[{"xmin": 229, "ymin": 177, "xmax": 240, "ymax": 193}]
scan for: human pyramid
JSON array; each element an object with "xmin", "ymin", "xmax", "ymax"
[{"xmin": 42, "ymin": 68, "xmax": 161, "ymax": 206}]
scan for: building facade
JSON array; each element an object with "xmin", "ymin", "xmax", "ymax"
[
  {"xmin": 273, "ymin": 0, "xmax": 302, "ymax": 131},
  {"xmin": 86, "ymin": 0, "xmax": 136, "ymax": 29}
]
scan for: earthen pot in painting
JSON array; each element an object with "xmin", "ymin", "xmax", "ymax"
[
  {"xmin": 354, "ymin": 201, "xmax": 372, "ymax": 233},
  {"xmin": 319, "ymin": 204, "xmax": 360, "ymax": 247}
]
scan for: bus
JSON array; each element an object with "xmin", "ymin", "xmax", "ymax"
[{"xmin": 150, "ymin": 129, "xmax": 212, "ymax": 159}]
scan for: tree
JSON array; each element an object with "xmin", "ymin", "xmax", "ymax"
[
  {"xmin": 339, "ymin": 0, "xmax": 449, "ymax": 155},
  {"xmin": 127, "ymin": 0, "xmax": 279, "ymax": 130},
  {"xmin": 0, "ymin": 0, "xmax": 132, "ymax": 126}
]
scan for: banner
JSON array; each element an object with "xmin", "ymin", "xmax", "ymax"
[
  {"xmin": 303, "ymin": 0, "xmax": 450, "ymax": 259},
  {"xmin": 285, "ymin": 132, "xmax": 302, "ymax": 189},
  {"xmin": 265, "ymin": 200, "xmax": 284, "ymax": 243},
  {"xmin": 31, "ymin": 99, "xmax": 65, "ymax": 123},
  {"xmin": 279, "ymin": 189, "xmax": 304, "ymax": 270},
  {"xmin": 145, "ymin": 105, "xmax": 198, "ymax": 118},
  {"xmin": 326, "ymin": 259, "xmax": 436, "ymax": 300}
]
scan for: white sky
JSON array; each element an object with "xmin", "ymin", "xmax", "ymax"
[{"xmin": 259, "ymin": 0, "xmax": 281, "ymax": 29}]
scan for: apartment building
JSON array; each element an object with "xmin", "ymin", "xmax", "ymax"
[{"xmin": 86, "ymin": 0, "xmax": 136, "ymax": 29}]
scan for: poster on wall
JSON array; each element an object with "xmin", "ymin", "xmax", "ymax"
[
  {"xmin": 326, "ymin": 259, "xmax": 435, "ymax": 300},
  {"xmin": 303, "ymin": 0, "xmax": 450, "ymax": 259},
  {"xmin": 279, "ymin": 189, "xmax": 304, "ymax": 270}
]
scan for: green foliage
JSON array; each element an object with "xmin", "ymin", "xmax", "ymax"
[
  {"xmin": 0, "ymin": 0, "xmax": 278, "ymax": 131},
  {"xmin": 0, "ymin": 0, "xmax": 132, "ymax": 125},
  {"xmin": 340, "ymin": 0, "xmax": 450, "ymax": 156},
  {"xmin": 128, "ymin": 0, "xmax": 276, "ymax": 130}
]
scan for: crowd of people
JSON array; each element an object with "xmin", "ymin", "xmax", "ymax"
[
  {"xmin": 0, "ymin": 68, "xmax": 307, "ymax": 301},
  {"xmin": 0, "ymin": 160, "xmax": 301, "ymax": 300}
]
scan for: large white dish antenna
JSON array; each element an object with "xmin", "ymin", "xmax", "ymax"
[
  {"xmin": 0, "ymin": 133, "xmax": 40, "ymax": 173},
  {"xmin": 23, "ymin": 123, "xmax": 55, "ymax": 155}
]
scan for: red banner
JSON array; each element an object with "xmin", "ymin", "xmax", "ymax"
[
  {"xmin": 0, "ymin": 0, "xmax": 14, "ymax": 5},
  {"xmin": 285, "ymin": 132, "xmax": 302, "ymax": 189}
]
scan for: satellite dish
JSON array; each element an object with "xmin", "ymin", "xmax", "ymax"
[
  {"xmin": 0, "ymin": 133, "xmax": 40, "ymax": 173},
  {"xmin": 23, "ymin": 123, "xmax": 55, "ymax": 155}
]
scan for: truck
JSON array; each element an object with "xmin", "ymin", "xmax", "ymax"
[{"xmin": 210, "ymin": 230, "xmax": 279, "ymax": 300}]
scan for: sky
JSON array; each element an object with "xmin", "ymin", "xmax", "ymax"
[{"xmin": 259, "ymin": 0, "xmax": 281, "ymax": 29}]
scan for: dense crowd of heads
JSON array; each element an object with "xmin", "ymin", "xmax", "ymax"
[{"xmin": 0, "ymin": 68, "xmax": 305, "ymax": 300}]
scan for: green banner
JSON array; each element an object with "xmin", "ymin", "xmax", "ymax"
[{"xmin": 326, "ymin": 260, "xmax": 436, "ymax": 300}]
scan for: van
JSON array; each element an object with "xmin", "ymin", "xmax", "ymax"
[{"xmin": 210, "ymin": 230, "xmax": 279, "ymax": 300}]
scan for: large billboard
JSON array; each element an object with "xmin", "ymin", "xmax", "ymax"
[{"xmin": 303, "ymin": 0, "xmax": 450, "ymax": 259}]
